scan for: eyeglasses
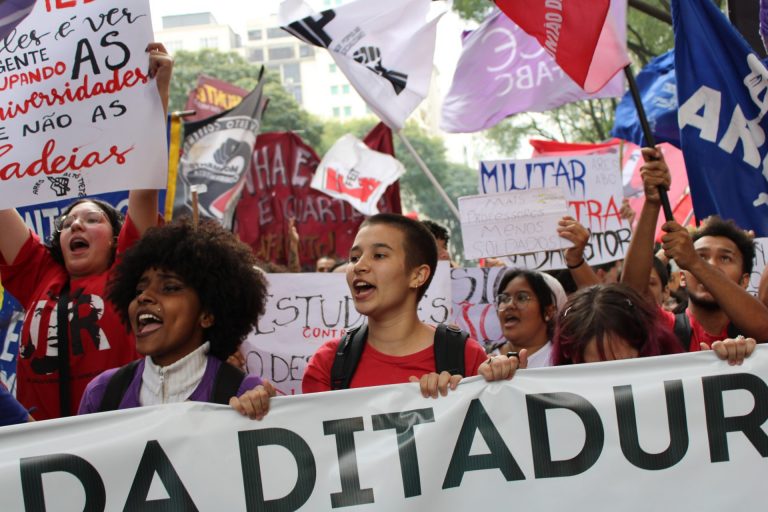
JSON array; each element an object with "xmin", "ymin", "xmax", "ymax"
[
  {"xmin": 495, "ymin": 291, "xmax": 534, "ymax": 310},
  {"xmin": 55, "ymin": 210, "xmax": 107, "ymax": 232}
]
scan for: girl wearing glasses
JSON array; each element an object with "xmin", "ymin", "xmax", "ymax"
[{"xmin": 0, "ymin": 44, "xmax": 173, "ymax": 420}]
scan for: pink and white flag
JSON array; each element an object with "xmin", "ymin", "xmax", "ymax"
[
  {"xmin": 311, "ymin": 134, "xmax": 405, "ymax": 216},
  {"xmin": 441, "ymin": 5, "xmax": 626, "ymax": 133}
]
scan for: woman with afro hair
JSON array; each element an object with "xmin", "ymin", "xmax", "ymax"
[{"xmin": 78, "ymin": 218, "xmax": 274, "ymax": 419}]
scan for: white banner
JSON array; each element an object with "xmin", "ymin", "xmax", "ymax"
[
  {"xmin": 0, "ymin": 0, "xmax": 167, "ymax": 208},
  {"xmin": 450, "ymin": 267, "xmax": 507, "ymax": 348},
  {"xmin": 242, "ymin": 263, "xmax": 452, "ymax": 396},
  {"xmin": 459, "ymin": 188, "xmax": 571, "ymax": 260},
  {"xmin": 479, "ymin": 153, "xmax": 629, "ymax": 269},
  {"xmin": 1, "ymin": 349, "xmax": 766, "ymax": 510}
]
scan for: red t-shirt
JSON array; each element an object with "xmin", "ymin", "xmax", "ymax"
[
  {"xmin": 0, "ymin": 217, "xmax": 141, "ymax": 419},
  {"xmin": 660, "ymin": 308, "xmax": 730, "ymax": 352},
  {"xmin": 302, "ymin": 332, "xmax": 488, "ymax": 393}
]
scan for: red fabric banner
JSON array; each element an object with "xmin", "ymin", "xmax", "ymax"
[{"xmin": 183, "ymin": 75, "xmax": 249, "ymax": 122}]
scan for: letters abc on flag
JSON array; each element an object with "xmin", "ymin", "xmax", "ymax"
[
  {"xmin": 673, "ymin": 0, "xmax": 768, "ymax": 237},
  {"xmin": 441, "ymin": 5, "xmax": 625, "ymax": 133},
  {"xmin": 611, "ymin": 50, "xmax": 680, "ymax": 148},
  {"xmin": 280, "ymin": 0, "xmax": 442, "ymax": 130},
  {"xmin": 311, "ymin": 134, "xmax": 405, "ymax": 216},
  {"xmin": 0, "ymin": 0, "xmax": 35, "ymax": 40},
  {"xmin": 495, "ymin": 0, "xmax": 629, "ymax": 93},
  {"xmin": 172, "ymin": 74, "xmax": 267, "ymax": 229}
]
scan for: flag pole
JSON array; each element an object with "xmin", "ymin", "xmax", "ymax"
[
  {"xmin": 396, "ymin": 131, "xmax": 461, "ymax": 221},
  {"xmin": 623, "ymin": 65, "xmax": 675, "ymax": 222}
]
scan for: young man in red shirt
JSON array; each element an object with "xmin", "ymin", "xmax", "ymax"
[{"xmin": 303, "ymin": 213, "xmax": 521, "ymax": 396}]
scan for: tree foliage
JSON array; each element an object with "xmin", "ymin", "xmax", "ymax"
[{"xmin": 168, "ymin": 49, "xmax": 323, "ymax": 147}]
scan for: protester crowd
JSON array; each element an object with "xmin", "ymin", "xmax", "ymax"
[{"xmin": 0, "ymin": 43, "xmax": 764, "ymax": 434}]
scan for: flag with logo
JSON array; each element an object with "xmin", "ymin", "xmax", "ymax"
[
  {"xmin": 442, "ymin": 4, "xmax": 626, "ymax": 133},
  {"xmin": 311, "ymin": 134, "xmax": 405, "ymax": 216},
  {"xmin": 171, "ymin": 72, "xmax": 267, "ymax": 229},
  {"xmin": 0, "ymin": 0, "xmax": 35, "ymax": 40},
  {"xmin": 495, "ymin": 0, "xmax": 628, "ymax": 93},
  {"xmin": 280, "ymin": 0, "xmax": 442, "ymax": 130},
  {"xmin": 673, "ymin": 0, "xmax": 768, "ymax": 236},
  {"xmin": 611, "ymin": 50, "xmax": 679, "ymax": 148}
]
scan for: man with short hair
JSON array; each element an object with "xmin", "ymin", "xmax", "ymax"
[
  {"xmin": 622, "ymin": 147, "xmax": 768, "ymax": 350},
  {"xmin": 303, "ymin": 213, "xmax": 520, "ymax": 396}
]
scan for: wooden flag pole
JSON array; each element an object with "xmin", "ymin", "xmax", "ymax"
[
  {"xmin": 623, "ymin": 65, "xmax": 675, "ymax": 222},
  {"xmin": 396, "ymin": 131, "xmax": 461, "ymax": 221}
]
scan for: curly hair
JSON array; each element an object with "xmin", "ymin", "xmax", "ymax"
[
  {"xmin": 692, "ymin": 215, "xmax": 755, "ymax": 274},
  {"xmin": 552, "ymin": 284, "xmax": 681, "ymax": 365},
  {"xmin": 107, "ymin": 217, "xmax": 268, "ymax": 360},
  {"xmin": 47, "ymin": 199, "xmax": 124, "ymax": 267}
]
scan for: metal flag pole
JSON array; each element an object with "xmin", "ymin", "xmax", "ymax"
[{"xmin": 396, "ymin": 130, "xmax": 461, "ymax": 221}]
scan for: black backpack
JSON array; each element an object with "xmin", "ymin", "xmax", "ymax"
[
  {"xmin": 330, "ymin": 323, "xmax": 469, "ymax": 390},
  {"xmin": 97, "ymin": 359, "xmax": 246, "ymax": 412},
  {"xmin": 672, "ymin": 311, "xmax": 742, "ymax": 352}
]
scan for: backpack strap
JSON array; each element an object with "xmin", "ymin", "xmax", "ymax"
[
  {"xmin": 330, "ymin": 324, "xmax": 368, "ymax": 390},
  {"xmin": 98, "ymin": 360, "xmax": 141, "ymax": 412},
  {"xmin": 434, "ymin": 324, "xmax": 468, "ymax": 376},
  {"xmin": 211, "ymin": 360, "xmax": 247, "ymax": 405},
  {"xmin": 673, "ymin": 311, "xmax": 692, "ymax": 352}
]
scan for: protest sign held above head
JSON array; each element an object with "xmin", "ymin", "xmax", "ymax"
[
  {"xmin": 0, "ymin": 0, "xmax": 167, "ymax": 209},
  {"xmin": 280, "ymin": 0, "xmax": 442, "ymax": 130},
  {"xmin": 312, "ymin": 134, "xmax": 405, "ymax": 216},
  {"xmin": 479, "ymin": 152, "xmax": 628, "ymax": 270},
  {"xmin": 459, "ymin": 188, "xmax": 571, "ymax": 261},
  {"xmin": 441, "ymin": 3, "xmax": 625, "ymax": 134}
]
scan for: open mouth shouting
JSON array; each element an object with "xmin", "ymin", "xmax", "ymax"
[
  {"xmin": 501, "ymin": 311, "xmax": 521, "ymax": 329},
  {"xmin": 351, "ymin": 279, "xmax": 376, "ymax": 300},
  {"xmin": 68, "ymin": 235, "xmax": 90, "ymax": 255},
  {"xmin": 135, "ymin": 310, "xmax": 163, "ymax": 337}
]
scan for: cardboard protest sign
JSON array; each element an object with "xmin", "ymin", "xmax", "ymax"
[
  {"xmin": 2, "ymin": 349, "xmax": 766, "ymax": 511},
  {"xmin": 241, "ymin": 263, "xmax": 452, "ymax": 396},
  {"xmin": 479, "ymin": 153, "xmax": 629, "ymax": 270},
  {"xmin": 0, "ymin": 0, "xmax": 167, "ymax": 208},
  {"xmin": 459, "ymin": 188, "xmax": 571, "ymax": 260}
]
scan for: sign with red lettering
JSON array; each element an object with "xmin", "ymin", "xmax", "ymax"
[
  {"xmin": 479, "ymin": 152, "xmax": 628, "ymax": 269},
  {"xmin": 0, "ymin": 0, "xmax": 167, "ymax": 208},
  {"xmin": 235, "ymin": 126, "xmax": 401, "ymax": 268}
]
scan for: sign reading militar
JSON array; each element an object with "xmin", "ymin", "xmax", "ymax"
[{"xmin": 0, "ymin": 0, "xmax": 167, "ymax": 209}]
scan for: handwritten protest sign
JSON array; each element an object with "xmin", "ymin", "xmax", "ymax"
[
  {"xmin": 241, "ymin": 262, "xmax": 452, "ymax": 396},
  {"xmin": 0, "ymin": 0, "xmax": 167, "ymax": 209},
  {"xmin": 479, "ymin": 153, "xmax": 629, "ymax": 269},
  {"xmin": 748, "ymin": 237, "xmax": 768, "ymax": 295},
  {"xmin": 459, "ymin": 188, "xmax": 570, "ymax": 260},
  {"xmin": 2, "ymin": 349, "xmax": 766, "ymax": 511}
]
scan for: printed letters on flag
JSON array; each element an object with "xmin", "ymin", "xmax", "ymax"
[
  {"xmin": 495, "ymin": 0, "xmax": 629, "ymax": 93},
  {"xmin": 312, "ymin": 134, "xmax": 405, "ymax": 216},
  {"xmin": 611, "ymin": 50, "xmax": 679, "ymax": 148},
  {"xmin": 279, "ymin": 0, "xmax": 442, "ymax": 130},
  {"xmin": 0, "ymin": 0, "xmax": 35, "ymax": 40},
  {"xmin": 441, "ymin": 5, "xmax": 625, "ymax": 133},
  {"xmin": 183, "ymin": 74, "xmax": 249, "ymax": 123},
  {"xmin": 172, "ymin": 74, "xmax": 267, "ymax": 229},
  {"xmin": 673, "ymin": 0, "xmax": 768, "ymax": 236}
]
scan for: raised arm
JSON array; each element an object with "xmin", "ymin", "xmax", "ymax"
[
  {"xmin": 620, "ymin": 147, "xmax": 670, "ymax": 294},
  {"xmin": 662, "ymin": 221, "xmax": 768, "ymax": 340},
  {"xmin": 557, "ymin": 216, "xmax": 600, "ymax": 288},
  {"xmin": 0, "ymin": 209, "xmax": 32, "ymax": 265},
  {"xmin": 127, "ymin": 43, "xmax": 174, "ymax": 236}
]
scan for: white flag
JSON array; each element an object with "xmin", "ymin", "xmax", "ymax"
[
  {"xmin": 280, "ymin": 0, "xmax": 442, "ymax": 130},
  {"xmin": 311, "ymin": 134, "xmax": 405, "ymax": 216}
]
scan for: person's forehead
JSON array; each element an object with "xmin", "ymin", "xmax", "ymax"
[
  {"xmin": 68, "ymin": 201, "xmax": 103, "ymax": 215},
  {"xmin": 693, "ymin": 235, "xmax": 741, "ymax": 256},
  {"xmin": 503, "ymin": 275, "xmax": 535, "ymax": 294},
  {"xmin": 353, "ymin": 223, "xmax": 405, "ymax": 247}
]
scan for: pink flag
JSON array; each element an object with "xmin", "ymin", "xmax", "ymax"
[
  {"xmin": 441, "ymin": 6, "xmax": 625, "ymax": 133},
  {"xmin": 495, "ymin": 0, "xmax": 629, "ymax": 92}
]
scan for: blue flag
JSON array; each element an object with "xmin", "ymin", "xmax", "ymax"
[
  {"xmin": 673, "ymin": 0, "xmax": 768, "ymax": 237},
  {"xmin": 611, "ymin": 50, "xmax": 679, "ymax": 147}
]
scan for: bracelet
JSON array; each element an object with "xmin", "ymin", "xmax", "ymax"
[{"xmin": 566, "ymin": 258, "xmax": 585, "ymax": 269}]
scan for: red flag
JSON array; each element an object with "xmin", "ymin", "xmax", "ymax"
[{"xmin": 495, "ymin": 0, "xmax": 629, "ymax": 92}]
